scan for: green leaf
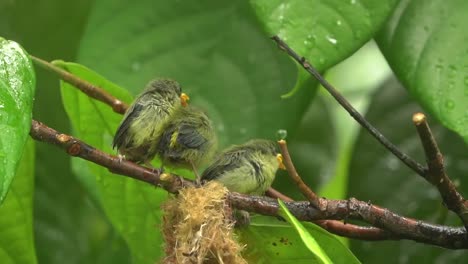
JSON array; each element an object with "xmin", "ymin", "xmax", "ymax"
[
  {"xmin": 0, "ymin": 139, "xmax": 37, "ymax": 264},
  {"xmin": 278, "ymin": 200, "xmax": 331, "ymax": 264},
  {"xmin": 58, "ymin": 61, "xmax": 164, "ymax": 263},
  {"xmin": 0, "ymin": 1, "xmax": 118, "ymax": 262},
  {"xmin": 348, "ymin": 78, "xmax": 468, "ymax": 263},
  {"xmin": 240, "ymin": 215, "xmax": 360, "ymax": 264},
  {"xmin": 0, "ymin": 37, "xmax": 35, "ymax": 203},
  {"xmin": 77, "ymin": 0, "xmax": 313, "ymax": 151},
  {"xmin": 250, "ymin": 0, "xmax": 398, "ymax": 72},
  {"xmin": 377, "ymin": 0, "xmax": 468, "ymax": 144}
]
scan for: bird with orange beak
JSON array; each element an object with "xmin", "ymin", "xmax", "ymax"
[
  {"xmin": 112, "ymin": 78, "xmax": 189, "ymax": 166},
  {"xmin": 201, "ymin": 139, "xmax": 286, "ymax": 195}
]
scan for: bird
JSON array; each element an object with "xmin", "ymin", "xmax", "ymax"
[
  {"xmin": 201, "ymin": 139, "xmax": 285, "ymax": 195},
  {"xmin": 112, "ymin": 78, "xmax": 189, "ymax": 166},
  {"xmin": 156, "ymin": 105, "xmax": 217, "ymax": 181}
]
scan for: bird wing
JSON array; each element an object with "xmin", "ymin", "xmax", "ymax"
[
  {"xmin": 175, "ymin": 123, "xmax": 207, "ymax": 149},
  {"xmin": 201, "ymin": 149, "xmax": 247, "ymax": 181},
  {"xmin": 112, "ymin": 103, "xmax": 143, "ymax": 149}
]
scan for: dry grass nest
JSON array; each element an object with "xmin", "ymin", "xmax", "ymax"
[{"xmin": 162, "ymin": 181, "xmax": 247, "ymax": 264}]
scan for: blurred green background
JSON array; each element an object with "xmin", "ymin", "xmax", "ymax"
[{"xmin": 1, "ymin": 0, "xmax": 467, "ymax": 263}]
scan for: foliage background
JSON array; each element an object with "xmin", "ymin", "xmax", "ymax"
[{"xmin": 0, "ymin": 0, "xmax": 467, "ymax": 263}]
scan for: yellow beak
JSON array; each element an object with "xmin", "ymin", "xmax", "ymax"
[
  {"xmin": 180, "ymin": 93, "xmax": 190, "ymax": 107},
  {"xmin": 276, "ymin": 154, "xmax": 286, "ymax": 170}
]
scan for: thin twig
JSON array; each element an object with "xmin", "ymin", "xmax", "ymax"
[
  {"xmin": 412, "ymin": 112, "xmax": 468, "ymax": 229},
  {"xmin": 277, "ymin": 139, "xmax": 324, "ymax": 210},
  {"xmin": 270, "ymin": 36, "xmax": 427, "ymax": 177},
  {"xmin": 266, "ymin": 187, "xmax": 294, "ymax": 202},
  {"xmin": 30, "ymin": 55, "xmax": 128, "ymax": 114},
  {"xmin": 29, "ymin": 119, "xmax": 468, "ymax": 248}
]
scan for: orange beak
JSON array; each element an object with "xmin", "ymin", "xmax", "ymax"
[
  {"xmin": 276, "ymin": 154, "xmax": 286, "ymax": 170},
  {"xmin": 180, "ymin": 93, "xmax": 190, "ymax": 107}
]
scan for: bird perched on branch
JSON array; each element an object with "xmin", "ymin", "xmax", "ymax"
[
  {"xmin": 112, "ymin": 78, "xmax": 189, "ymax": 166},
  {"xmin": 157, "ymin": 105, "xmax": 217, "ymax": 181},
  {"xmin": 201, "ymin": 139, "xmax": 286, "ymax": 195}
]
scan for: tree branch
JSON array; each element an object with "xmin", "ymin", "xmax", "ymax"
[
  {"xmin": 412, "ymin": 113, "xmax": 468, "ymax": 229},
  {"xmin": 30, "ymin": 55, "xmax": 128, "ymax": 114},
  {"xmin": 277, "ymin": 139, "xmax": 325, "ymax": 210},
  {"xmin": 270, "ymin": 36, "xmax": 427, "ymax": 177},
  {"xmin": 230, "ymin": 193, "xmax": 467, "ymax": 249},
  {"xmin": 29, "ymin": 119, "xmax": 468, "ymax": 249}
]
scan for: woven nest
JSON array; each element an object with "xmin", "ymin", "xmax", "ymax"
[{"xmin": 162, "ymin": 181, "xmax": 247, "ymax": 264}]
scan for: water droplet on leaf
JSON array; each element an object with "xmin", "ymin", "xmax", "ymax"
[{"xmin": 444, "ymin": 100, "xmax": 455, "ymax": 110}]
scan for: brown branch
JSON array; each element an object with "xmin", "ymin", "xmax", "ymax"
[
  {"xmin": 412, "ymin": 113, "xmax": 468, "ymax": 229},
  {"xmin": 277, "ymin": 139, "xmax": 325, "ymax": 210},
  {"xmin": 230, "ymin": 193, "xmax": 467, "ymax": 248},
  {"xmin": 266, "ymin": 188, "xmax": 392, "ymax": 241},
  {"xmin": 30, "ymin": 119, "xmax": 190, "ymax": 193},
  {"xmin": 270, "ymin": 35, "xmax": 427, "ymax": 177},
  {"xmin": 29, "ymin": 119, "xmax": 468, "ymax": 249},
  {"xmin": 273, "ymin": 141, "xmax": 392, "ymax": 240},
  {"xmin": 30, "ymin": 55, "xmax": 128, "ymax": 114}
]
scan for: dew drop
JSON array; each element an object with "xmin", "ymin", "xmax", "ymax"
[
  {"xmin": 276, "ymin": 129, "xmax": 288, "ymax": 140},
  {"xmin": 350, "ymin": 0, "xmax": 357, "ymax": 4},
  {"xmin": 444, "ymin": 100, "xmax": 455, "ymax": 110},
  {"xmin": 326, "ymin": 35, "xmax": 338, "ymax": 45},
  {"xmin": 319, "ymin": 57, "xmax": 326, "ymax": 65},
  {"xmin": 448, "ymin": 82, "xmax": 455, "ymax": 91},
  {"xmin": 336, "ymin": 20, "xmax": 342, "ymax": 26}
]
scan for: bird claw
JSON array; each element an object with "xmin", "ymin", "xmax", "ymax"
[
  {"xmin": 118, "ymin": 154, "xmax": 125, "ymax": 163},
  {"xmin": 234, "ymin": 210, "xmax": 251, "ymax": 227}
]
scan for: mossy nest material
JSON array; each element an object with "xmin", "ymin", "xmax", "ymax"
[{"xmin": 162, "ymin": 181, "xmax": 247, "ymax": 264}]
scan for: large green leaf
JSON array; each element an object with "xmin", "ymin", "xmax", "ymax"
[
  {"xmin": 0, "ymin": 37, "xmax": 35, "ymax": 203},
  {"xmin": 250, "ymin": 0, "xmax": 398, "ymax": 71},
  {"xmin": 377, "ymin": 0, "xmax": 468, "ymax": 144},
  {"xmin": 348, "ymin": 77, "xmax": 468, "ymax": 263},
  {"xmin": 0, "ymin": 2, "xmax": 118, "ymax": 263},
  {"xmin": 0, "ymin": 139, "xmax": 36, "ymax": 264},
  {"xmin": 240, "ymin": 215, "xmax": 360, "ymax": 263},
  {"xmin": 77, "ymin": 0, "xmax": 313, "ymax": 151},
  {"xmin": 58, "ymin": 62, "xmax": 164, "ymax": 263}
]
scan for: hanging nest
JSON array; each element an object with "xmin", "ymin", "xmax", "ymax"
[{"xmin": 162, "ymin": 181, "xmax": 247, "ymax": 264}]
